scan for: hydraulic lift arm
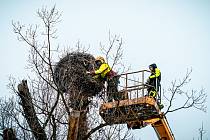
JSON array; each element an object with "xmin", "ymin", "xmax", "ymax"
[{"xmin": 152, "ymin": 116, "xmax": 175, "ymax": 140}]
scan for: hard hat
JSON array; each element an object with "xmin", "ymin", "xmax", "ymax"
[{"xmin": 95, "ymin": 56, "xmax": 105, "ymax": 63}]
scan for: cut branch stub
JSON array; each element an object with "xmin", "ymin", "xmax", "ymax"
[{"xmin": 17, "ymin": 80, "xmax": 47, "ymax": 140}]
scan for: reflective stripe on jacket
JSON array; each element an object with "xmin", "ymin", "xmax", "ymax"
[
  {"xmin": 149, "ymin": 68, "xmax": 161, "ymax": 79},
  {"xmin": 95, "ymin": 63, "xmax": 111, "ymax": 78}
]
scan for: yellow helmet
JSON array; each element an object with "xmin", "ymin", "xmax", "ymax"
[{"xmin": 95, "ymin": 56, "xmax": 105, "ymax": 63}]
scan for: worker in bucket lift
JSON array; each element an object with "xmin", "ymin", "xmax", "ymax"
[
  {"xmin": 146, "ymin": 63, "xmax": 161, "ymax": 99},
  {"xmin": 87, "ymin": 56, "xmax": 120, "ymax": 102}
]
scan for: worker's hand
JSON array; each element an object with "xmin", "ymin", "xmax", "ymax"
[
  {"xmin": 90, "ymin": 70, "xmax": 95, "ymax": 75},
  {"xmin": 86, "ymin": 71, "xmax": 95, "ymax": 75},
  {"xmin": 145, "ymin": 78, "xmax": 150, "ymax": 84}
]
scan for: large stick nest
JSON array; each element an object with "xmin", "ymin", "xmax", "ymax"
[{"xmin": 54, "ymin": 52, "xmax": 104, "ymax": 97}]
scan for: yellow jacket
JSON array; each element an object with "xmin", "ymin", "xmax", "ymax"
[
  {"xmin": 95, "ymin": 63, "xmax": 111, "ymax": 78},
  {"xmin": 149, "ymin": 68, "xmax": 161, "ymax": 79}
]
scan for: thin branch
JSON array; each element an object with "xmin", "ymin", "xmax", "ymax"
[{"xmin": 84, "ymin": 123, "xmax": 109, "ymax": 139}]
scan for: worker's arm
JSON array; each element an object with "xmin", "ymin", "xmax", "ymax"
[
  {"xmin": 149, "ymin": 68, "xmax": 161, "ymax": 79},
  {"xmin": 95, "ymin": 63, "xmax": 108, "ymax": 74}
]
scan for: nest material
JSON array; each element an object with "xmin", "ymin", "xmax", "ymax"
[{"xmin": 54, "ymin": 52, "xmax": 104, "ymax": 97}]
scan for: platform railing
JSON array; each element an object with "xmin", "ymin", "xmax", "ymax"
[{"xmin": 117, "ymin": 70, "xmax": 151, "ymax": 100}]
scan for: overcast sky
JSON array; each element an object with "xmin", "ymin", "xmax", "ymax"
[{"xmin": 0, "ymin": 0, "xmax": 209, "ymax": 139}]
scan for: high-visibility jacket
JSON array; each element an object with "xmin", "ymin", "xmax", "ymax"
[
  {"xmin": 149, "ymin": 68, "xmax": 161, "ymax": 80},
  {"xmin": 95, "ymin": 63, "xmax": 111, "ymax": 78}
]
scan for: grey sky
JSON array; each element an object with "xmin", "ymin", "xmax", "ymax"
[{"xmin": 0, "ymin": 0, "xmax": 209, "ymax": 139}]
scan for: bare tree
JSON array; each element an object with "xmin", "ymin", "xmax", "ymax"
[
  {"xmin": 163, "ymin": 69, "xmax": 207, "ymax": 115},
  {"xmin": 12, "ymin": 6, "xmax": 66, "ymax": 139},
  {"xmin": 0, "ymin": 95, "xmax": 34, "ymax": 140},
  {"xmin": 11, "ymin": 5, "xmax": 132, "ymax": 140},
  {"xmin": 0, "ymin": 97, "xmax": 16, "ymax": 131},
  {"xmin": 0, "ymin": 97, "xmax": 17, "ymax": 139}
]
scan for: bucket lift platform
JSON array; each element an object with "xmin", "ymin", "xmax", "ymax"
[
  {"xmin": 99, "ymin": 70, "xmax": 175, "ymax": 140},
  {"xmin": 99, "ymin": 70, "xmax": 163, "ymax": 127},
  {"xmin": 99, "ymin": 96, "xmax": 161, "ymax": 125}
]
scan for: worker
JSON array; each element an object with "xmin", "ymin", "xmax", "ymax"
[
  {"xmin": 146, "ymin": 63, "xmax": 161, "ymax": 98},
  {"xmin": 87, "ymin": 56, "xmax": 120, "ymax": 102}
]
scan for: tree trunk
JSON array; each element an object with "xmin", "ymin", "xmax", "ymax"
[
  {"xmin": 17, "ymin": 80, "xmax": 47, "ymax": 140},
  {"xmin": 67, "ymin": 98, "xmax": 89, "ymax": 140},
  {"xmin": 77, "ymin": 109, "xmax": 88, "ymax": 140},
  {"xmin": 67, "ymin": 110, "xmax": 80, "ymax": 140}
]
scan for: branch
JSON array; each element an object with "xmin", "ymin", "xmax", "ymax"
[
  {"xmin": 111, "ymin": 38, "xmax": 123, "ymax": 69},
  {"xmin": 83, "ymin": 123, "xmax": 109, "ymax": 140},
  {"xmin": 50, "ymin": 115, "xmax": 56, "ymax": 140},
  {"xmin": 12, "ymin": 21, "xmax": 50, "ymax": 66},
  {"xmin": 165, "ymin": 69, "xmax": 192, "ymax": 114},
  {"xmin": 164, "ymin": 69, "xmax": 207, "ymax": 115},
  {"xmin": 42, "ymin": 91, "xmax": 60, "ymax": 129},
  {"xmin": 100, "ymin": 32, "xmax": 123, "ymax": 69}
]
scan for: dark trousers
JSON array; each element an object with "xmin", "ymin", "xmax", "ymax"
[
  {"xmin": 107, "ymin": 76, "xmax": 120, "ymax": 102},
  {"xmin": 147, "ymin": 78, "xmax": 160, "ymax": 96}
]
